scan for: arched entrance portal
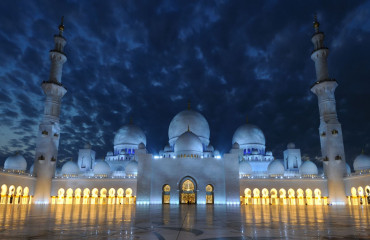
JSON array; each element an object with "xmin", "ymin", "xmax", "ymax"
[{"xmin": 180, "ymin": 177, "xmax": 196, "ymax": 204}]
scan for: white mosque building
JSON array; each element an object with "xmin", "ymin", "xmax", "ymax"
[{"xmin": 0, "ymin": 17, "xmax": 369, "ymax": 206}]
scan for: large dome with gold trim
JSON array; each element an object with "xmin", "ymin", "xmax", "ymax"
[{"xmin": 168, "ymin": 109, "xmax": 210, "ymax": 147}]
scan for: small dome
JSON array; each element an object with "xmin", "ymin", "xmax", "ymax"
[
  {"xmin": 214, "ymin": 150, "xmax": 220, "ymax": 156},
  {"xmin": 4, "ymin": 154, "xmax": 27, "ymax": 171},
  {"xmin": 299, "ymin": 160, "xmax": 318, "ymax": 175},
  {"xmin": 353, "ymin": 154, "xmax": 370, "ymax": 171},
  {"xmin": 239, "ymin": 161, "xmax": 252, "ymax": 175},
  {"xmin": 268, "ymin": 160, "xmax": 285, "ymax": 175},
  {"xmin": 114, "ymin": 124, "xmax": 146, "ymax": 147},
  {"xmin": 207, "ymin": 144, "xmax": 215, "ymax": 152},
  {"xmin": 287, "ymin": 142, "xmax": 296, "ymax": 149},
  {"xmin": 61, "ymin": 161, "xmax": 79, "ymax": 175},
  {"xmin": 266, "ymin": 151, "xmax": 273, "ymax": 156},
  {"xmin": 168, "ymin": 110, "xmax": 210, "ymax": 146},
  {"xmin": 232, "ymin": 124, "xmax": 265, "ymax": 146},
  {"xmin": 251, "ymin": 149, "xmax": 259, "ymax": 155},
  {"xmin": 346, "ymin": 163, "xmax": 351, "ymax": 175},
  {"xmin": 164, "ymin": 144, "xmax": 172, "ymax": 152},
  {"xmin": 94, "ymin": 161, "xmax": 111, "ymax": 175},
  {"xmin": 138, "ymin": 142, "xmax": 146, "ymax": 149},
  {"xmin": 232, "ymin": 142, "xmax": 240, "ymax": 149},
  {"xmin": 174, "ymin": 131, "xmax": 203, "ymax": 153},
  {"xmin": 125, "ymin": 161, "xmax": 138, "ymax": 176},
  {"xmin": 84, "ymin": 143, "xmax": 91, "ymax": 149}
]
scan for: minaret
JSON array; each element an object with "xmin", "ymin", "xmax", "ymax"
[
  {"xmin": 310, "ymin": 15, "xmax": 347, "ymax": 204},
  {"xmin": 33, "ymin": 17, "xmax": 67, "ymax": 204}
]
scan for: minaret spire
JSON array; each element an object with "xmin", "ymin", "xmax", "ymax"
[
  {"xmin": 58, "ymin": 16, "xmax": 64, "ymax": 36},
  {"xmin": 33, "ymin": 18, "xmax": 68, "ymax": 204},
  {"xmin": 310, "ymin": 16, "xmax": 347, "ymax": 205}
]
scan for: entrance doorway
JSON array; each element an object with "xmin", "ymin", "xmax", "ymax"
[{"xmin": 180, "ymin": 177, "xmax": 196, "ymax": 204}]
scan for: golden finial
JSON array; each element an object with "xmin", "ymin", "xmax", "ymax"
[
  {"xmin": 187, "ymin": 101, "xmax": 191, "ymax": 110},
  {"xmin": 58, "ymin": 16, "xmax": 64, "ymax": 34},
  {"xmin": 313, "ymin": 13, "xmax": 320, "ymax": 32},
  {"xmin": 187, "ymin": 125, "xmax": 190, "ymax": 132}
]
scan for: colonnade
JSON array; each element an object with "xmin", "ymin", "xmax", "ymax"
[
  {"xmin": 53, "ymin": 187, "xmax": 136, "ymax": 205},
  {"xmin": 0, "ymin": 184, "xmax": 31, "ymax": 205},
  {"xmin": 348, "ymin": 185, "xmax": 370, "ymax": 205},
  {"xmin": 241, "ymin": 188, "xmax": 327, "ymax": 205}
]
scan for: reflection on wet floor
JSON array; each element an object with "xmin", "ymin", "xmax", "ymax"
[{"xmin": 0, "ymin": 204, "xmax": 369, "ymax": 239}]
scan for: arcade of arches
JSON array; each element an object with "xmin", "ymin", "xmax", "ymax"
[
  {"xmin": 241, "ymin": 186, "xmax": 370, "ymax": 206},
  {"xmin": 0, "ymin": 184, "xmax": 31, "ymax": 205},
  {"xmin": 53, "ymin": 187, "xmax": 136, "ymax": 205}
]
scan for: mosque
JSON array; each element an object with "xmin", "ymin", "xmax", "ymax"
[{"xmin": 0, "ymin": 17, "xmax": 369, "ymax": 206}]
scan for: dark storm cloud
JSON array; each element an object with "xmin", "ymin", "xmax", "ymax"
[{"xmin": 0, "ymin": 0, "xmax": 369, "ymax": 169}]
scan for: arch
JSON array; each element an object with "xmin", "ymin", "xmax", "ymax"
[
  {"xmin": 23, "ymin": 187, "xmax": 29, "ymax": 196},
  {"xmin": 306, "ymin": 188, "xmax": 313, "ymax": 205},
  {"xmin": 108, "ymin": 188, "xmax": 116, "ymax": 204},
  {"xmin": 270, "ymin": 188, "xmax": 278, "ymax": 205},
  {"xmin": 16, "ymin": 186, "xmax": 23, "ymax": 196},
  {"xmin": 244, "ymin": 188, "xmax": 252, "ymax": 197},
  {"xmin": 162, "ymin": 184, "xmax": 171, "ymax": 204},
  {"xmin": 1, "ymin": 184, "xmax": 7, "ymax": 196},
  {"xmin": 57, "ymin": 188, "xmax": 65, "ymax": 205},
  {"xmin": 288, "ymin": 188, "xmax": 296, "ymax": 205},
  {"xmin": 358, "ymin": 187, "xmax": 364, "ymax": 196},
  {"xmin": 117, "ymin": 188, "xmax": 124, "ymax": 205},
  {"xmin": 253, "ymin": 188, "xmax": 260, "ymax": 205},
  {"xmin": 297, "ymin": 188, "xmax": 304, "ymax": 205},
  {"xmin": 91, "ymin": 188, "xmax": 98, "ymax": 204},
  {"xmin": 125, "ymin": 188, "xmax": 132, "ymax": 198},
  {"xmin": 261, "ymin": 188, "xmax": 269, "ymax": 205},
  {"xmin": 74, "ymin": 188, "xmax": 81, "ymax": 204},
  {"xmin": 66, "ymin": 188, "xmax": 73, "ymax": 204},
  {"xmin": 100, "ymin": 188, "xmax": 107, "ymax": 204},
  {"xmin": 279, "ymin": 188, "xmax": 287, "ymax": 205},
  {"xmin": 206, "ymin": 184, "xmax": 214, "ymax": 204},
  {"xmin": 351, "ymin": 187, "xmax": 357, "ymax": 197},
  {"xmin": 83, "ymin": 188, "xmax": 90, "ymax": 204},
  {"xmin": 179, "ymin": 176, "xmax": 197, "ymax": 204}
]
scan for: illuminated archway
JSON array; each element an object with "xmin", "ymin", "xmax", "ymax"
[
  {"xmin": 206, "ymin": 184, "xmax": 214, "ymax": 204},
  {"xmin": 279, "ymin": 188, "xmax": 287, "ymax": 205},
  {"xmin": 297, "ymin": 188, "xmax": 304, "ymax": 205},
  {"xmin": 314, "ymin": 188, "xmax": 322, "ymax": 205},
  {"xmin": 66, "ymin": 188, "xmax": 73, "ymax": 204},
  {"xmin": 75, "ymin": 188, "xmax": 82, "ymax": 204},
  {"xmin": 179, "ymin": 177, "xmax": 197, "ymax": 204},
  {"xmin": 270, "ymin": 188, "xmax": 278, "ymax": 205},
  {"xmin": 91, "ymin": 188, "xmax": 98, "ymax": 204},
  {"xmin": 22, "ymin": 187, "xmax": 29, "ymax": 204},
  {"xmin": 83, "ymin": 188, "xmax": 90, "ymax": 204},
  {"xmin": 126, "ymin": 188, "xmax": 134, "ymax": 204},
  {"xmin": 253, "ymin": 188, "xmax": 260, "ymax": 205},
  {"xmin": 14, "ymin": 186, "xmax": 22, "ymax": 204},
  {"xmin": 99, "ymin": 188, "xmax": 107, "ymax": 204},
  {"xmin": 288, "ymin": 188, "xmax": 295, "ymax": 205},
  {"xmin": 262, "ymin": 188, "xmax": 269, "ymax": 205},
  {"xmin": 162, "ymin": 184, "xmax": 170, "ymax": 204},
  {"xmin": 365, "ymin": 185, "xmax": 370, "ymax": 205},
  {"xmin": 57, "ymin": 188, "xmax": 65, "ymax": 204},
  {"xmin": 306, "ymin": 189, "xmax": 313, "ymax": 205},
  {"xmin": 117, "ymin": 188, "xmax": 124, "ymax": 204},
  {"xmin": 244, "ymin": 188, "xmax": 252, "ymax": 205},
  {"xmin": 358, "ymin": 187, "xmax": 365, "ymax": 205},
  {"xmin": 108, "ymin": 188, "xmax": 116, "ymax": 204}
]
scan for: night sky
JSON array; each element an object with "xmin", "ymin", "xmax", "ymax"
[{"xmin": 0, "ymin": 1, "xmax": 369, "ymax": 170}]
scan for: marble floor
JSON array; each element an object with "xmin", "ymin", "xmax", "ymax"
[{"xmin": 0, "ymin": 204, "xmax": 368, "ymax": 239}]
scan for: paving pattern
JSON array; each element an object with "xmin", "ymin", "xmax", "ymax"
[{"xmin": 0, "ymin": 204, "xmax": 368, "ymax": 239}]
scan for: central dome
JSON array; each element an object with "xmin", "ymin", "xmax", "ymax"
[
  {"xmin": 174, "ymin": 131, "xmax": 203, "ymax": 154},
  {"xmin": 232, "ymin": 124, "xmax": 266, "ymax": 147},
  {"xmin": 114, "ymin": 124, "xmax": 146, "ymax": 148},
  {"xmin": 168, "ymin": 110, "xmax": 210, "ymax": 147}
]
